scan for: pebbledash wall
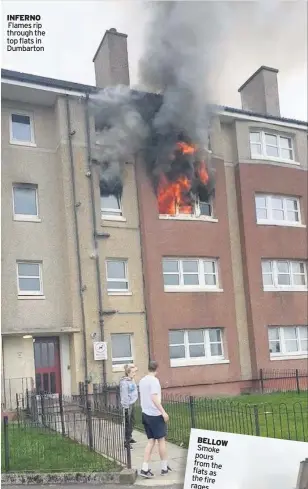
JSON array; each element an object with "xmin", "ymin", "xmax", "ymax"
[{"xmin": 1, "ymin": 28, "xmax": 308, "ymax": 400}]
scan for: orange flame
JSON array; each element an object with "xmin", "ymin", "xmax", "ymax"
[{"xmin": 156, "ymin": 141, "xmax": 208, "ymax": 215}]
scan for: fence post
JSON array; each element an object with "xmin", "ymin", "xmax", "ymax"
[
  {"xmin": 59, "ymin": 395, "xmax": 66, "ymax": 437},
  {"xmin": 40, "ymin": 393, "xmax": 46, "ymax": 427},
  {"xmin": 85, "ymin": 383, "xmax": 94, "ymax": 450},
  {"xmin": 296, "ymin": 369, "xmax": 300, "ymax": 394},
  {"xmin": 253, "ymin": 405, "xmax": 260, "ymax": 436},
  {"xmin": 16, "ymin": 394, "xmax": 20, "ymax": 425},
  {"xmin": 189, "ymin": 396, "xmax": 196, "ymax": 428},
  {"xmin": 3, "ymin": 416, "xmax": 10, "ymax": 472},
  {"xmin": 26, "ymin": 388, "xmax": 30, "ymax": 414},
  {"xmin": 260, "ymin": 369, "xmax": 264, "ymax": 394},
  {"xmin": 124, "ymin": 408, "xmax": 132, "ymax": 469}
]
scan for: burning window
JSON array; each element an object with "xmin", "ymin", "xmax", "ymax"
[
  {"xmin": 155, "ymin": 140, "xmax": 214, "ymax": 217},
  {"xmin": 100, "ymin": 192, "xmax": 122, "ymax": 218}
]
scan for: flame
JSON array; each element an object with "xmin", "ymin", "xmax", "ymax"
[
  {"xmin": 156, "ymin": 141, "xmax": 208, "ymax": 215},
  {"xmin": 197, "ymin": 160, "xmax": 209, "ymax": 185},
  {"xmin": 157, "ymin": 174, "xmax": 192, "ymax": 215},
  {"xmin": 176, "ymin": 141, "xmax": 196, "ymax": 155}
]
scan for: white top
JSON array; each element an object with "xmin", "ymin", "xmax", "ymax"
[{"xmin": 139, "ymin": 374, "xmax": 162, "ymax": 416}]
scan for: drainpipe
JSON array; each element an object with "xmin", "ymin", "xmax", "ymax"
[
  {"xmin": 65, "ymin": 95, "xmax": 89, "ymax": 388},
  {"xmin": 84, "ymin": 93, "xmax": 107, "ymax": 385}
]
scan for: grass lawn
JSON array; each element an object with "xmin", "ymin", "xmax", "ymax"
[
  {"xmin": 1, "ymin": 423, "xmax": 121, "ymax": 473},
  {"xmin": 135, "ymin": 391, "xmax": 308, "ymax": 448}
]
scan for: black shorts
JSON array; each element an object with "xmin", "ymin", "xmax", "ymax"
[{"xmin": 142, "ymin": 413, "xmax": 166, "ymax": 440}]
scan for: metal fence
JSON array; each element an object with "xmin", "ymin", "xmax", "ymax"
[
  {"xmin": 259, "ymin": 369, "xmax": 308, "ymax": 394},
  {"xmin": 2, "ymin": 392, "xmax": 130, "ymax": 473},
  {"xmin": 1, "ymin": 377, "xmax": 34, "ymax": 411}
]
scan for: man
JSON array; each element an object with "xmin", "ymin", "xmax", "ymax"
[
  {"xmin": 119, "ymin": 364, "xmax": 138, "ymax": 449},
  {"xmin": 139, "ymin": 360, "xmax": 172, "ymax": 478}
]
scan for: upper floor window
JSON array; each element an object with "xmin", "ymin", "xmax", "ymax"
[
  {"xmin": 106, "ymin": 259, "xmax": 129, "ymax": 294},
  {"xmin": 162, "ymin": 257, "xmax": 220, "ymax": 292},
  {"xmin": 268, "ymin": 326, "xmax": 308, "ymax": 358},
  {"xmin": 10, "ymin": 112, "xmax": 35, "ymax": 146},
  {"xmin": 250, "ymin": 131, "xmax": 295, "ymax": 162},
  {"xmin": 13, "ymin": 184, "xmax": 39, "ymax": 221},
  {"xmin": 255, "ymin": 194, "xmax": 302, "ymax": 226},
  {"xmin": 100, "ymin": 192, "xmax": 123, "ymax": 220},
  {"xmin": 17, "ymin": 261, "xmax": 43, "ymax": 296},
  {"xmin": 262, "ymin": 259, "xmax": 307, "ymax": 291},
  {"xmin": 168, "ymin": 328, "xmax": 225, "ymax": 367},
  {"xmin": 160, "ymin": 197, "xmax": 213, "ymax": 220}
]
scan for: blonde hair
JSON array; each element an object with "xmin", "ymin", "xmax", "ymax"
[{"xmin": 124, "ymin": 364, "xmax": 134, "ymax": 376}]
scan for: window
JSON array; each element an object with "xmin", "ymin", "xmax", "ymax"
[
  {"xmin": 268, "ymin": 326, "xmax": 308, "ymax": 358},
  {"xmin": 111, "ymin": 334, "xmax": 133, "ymax": 367},
  {"xmin": 106, "ymin": 260, "xmax": 129, "ymax": 293},
  {"xmin": 250, "ymin": 131, "xmax": 295, "ymax": 162},
  {"xmin": 100, "ymin": 192, "xmax": 122, "ymax": 218},
  {"xmin": 262, "ymin": 260, "xmax": 307, "ymax": 291},
  {"xmin": 255, "ymin": 194, "xmax": 302, "ymax": 226},
  {"xmin": 10, "ymin": 112, "xmax": 35, "ymax": 145},
  {"xmin": 168, "ymin": 328, "xmax": 225, "ymax": 366},
  {"xmin": 162, "ymin": 258, "xmax": 220, "ymax": 291},
  {"xmin": 17, "ymin": 262, "xmax": 43, "ymax": 296},
  {"xmin": 13, "ymin": 184, "xmax": 39, "ymax": 220},
  {"xmin": 160, "ymin": 197, "xmax": 213, "ymax": 219}
]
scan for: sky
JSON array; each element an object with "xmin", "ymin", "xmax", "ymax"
[{"xmin": 1, "ymin": 1, "xmax": 307, "ymax": 121}]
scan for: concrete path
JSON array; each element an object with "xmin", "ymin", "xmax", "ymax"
[{"xmin": 131, "ymin": 429, "xmax": 187, "ymax": 487}]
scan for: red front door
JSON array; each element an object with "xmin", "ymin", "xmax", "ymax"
[{"xmin": 34, "ymin": 337, "xmax": 62, "ymax": 394}]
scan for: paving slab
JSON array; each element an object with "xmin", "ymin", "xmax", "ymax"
[{"xmin": 131, "ymin": 430, "xmax": 187, "ymax": 487}]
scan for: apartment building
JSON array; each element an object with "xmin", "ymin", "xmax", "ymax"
[{"xmin": 1, "ymin": 28, "xmax": 307, "ymax": 401}]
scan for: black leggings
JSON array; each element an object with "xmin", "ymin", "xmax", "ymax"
[{"xmin": 124, "ymin": 406, "xmax": 135, "ymax": 443}]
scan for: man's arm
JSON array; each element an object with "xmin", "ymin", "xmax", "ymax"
[{"xmin": 150, "ymin": 381, "xmax": 169, "ymax": 422}]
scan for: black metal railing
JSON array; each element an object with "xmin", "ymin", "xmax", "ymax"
[
  {"xmin": 2, "ymin": 391, "xmax": 131, "ymax": 473},
  {"xmin": 259, "ymin": 368, "xmax": 308, "ymax": 394}
]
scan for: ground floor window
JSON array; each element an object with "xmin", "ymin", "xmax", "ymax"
[
  {"xmin": 268, "ymin": 326, "xmax": 308, "ymax": 358},
  {"xmin": 111, "ymin": 333, "xmax": 134, "ymax": 369},
  {"xmin": 168, "ymin": 328, "xmax": 225, "ymax": 367}
]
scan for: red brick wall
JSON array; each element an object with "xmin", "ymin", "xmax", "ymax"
[
  {"xmin": 136, "ymin": 157, "xmax": 242, "ymax": 392},
  {"xmin": 236, "ymin": 163, "xmax": 308, "ymax": 375}
]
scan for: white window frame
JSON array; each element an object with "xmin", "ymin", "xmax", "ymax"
[
  {"xmin": 111, "ymin": 333, "xmax": 134, "ymax": 371},
  {"xmin": 159, "ymin": 197, "xmax": 217, "ymax": 222},
  {"xmin": 12, "ymin": 184, "xmax": 40, "ymax": 222},
  {"xmin": 169, "ymin": 328, "xmax": 227, "ymax": 367},
  {"xmin": 262, "ymin": 259, "xmax": 307, "ymax": 292},
  {"xmin": 249, "ymin": 130, "xmax": 297, "ymax": 164},
  {"xmin": 100, "ymin": 192, "xmax": 125, "ymax": 221},
  {"xmin": 106, "ymin": 259, "xmax": 130, "ymax": 294},
  {"xmin": 16, "ymin": 261, "xmax": 43, "ymax": 296},
  {"xmin": 268, "ymin": 326, "xmax": 308, "ymax": 359},
  {"xmin": 9, "ymin": 111, "xmax": 36, "ymax": 147},
  {"xmin": 163, "ymin": 258, "xmax": 222, "ymax": 292},
  {"xmin": 255, "ymin": 193, "xmax": 303, "ymax": 227}
]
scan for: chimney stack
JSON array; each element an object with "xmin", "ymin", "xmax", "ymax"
[
  {"xmin": 238, "ymin": 66, "xmax": 280, "ymax": 117},
  {"xmin": 93, "ymin": 28, "xmax": 130, "ymax": 89}
]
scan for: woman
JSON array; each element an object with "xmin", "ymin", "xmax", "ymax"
[{"xmin": 119, "ymin": 364, "xmax": 138, "ymax": 449}]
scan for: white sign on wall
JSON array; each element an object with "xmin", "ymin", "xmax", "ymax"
[
  {"xmin": 184, "ymin": 429, "xmax": 308, "ymax": 489},
  {"xmin": 93, "ymin": 342, "xmax": 107, "ymax": 361}
]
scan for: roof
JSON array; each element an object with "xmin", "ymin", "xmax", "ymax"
[
  {"xmin": 1, "ymin": 68, "xmax": 97, "ymax": 93},
  {"xmin": 2, "ymin": 68, "xmax": 307, "ymax": 127}
]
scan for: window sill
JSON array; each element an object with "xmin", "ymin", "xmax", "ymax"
[
  {"xmin": 14, "ymin": 216, "xmax": 41, "ymax": 223},
  {"xmin": 112, "ymin": 364, "xmax": 133, "ymax": 372},
  {"xmin": 165, "ymin": 287, "xmax": 223, "ymax": 293},
  {"xmin": 257, "ymin": 220, "xmax": 306, "ymax": 228},
  {"xmin": 251, "ymin": 155, "xmax": 300, "ymax": 166},
  {"xmin": 264, "ymin": 287, "xmax": 308, "ymax": 293},
  {"xmin": 270, "ymin": 355, "xmax": 308, "ymax": 361},
  {"xmin": 107, "ymin": 291, "xmax": 132, "ymax": 296},
  {"xmin": 170, "ymin": 359, "xmax": 229, "ymax": 368},
  {"xmin": 159, "ymin": 215, "xmax": 218, "ymax": 223},
  {"xmin": 101, "ymin": 215, "xmax": 126, "ymax": 222},
  {"xmin": 10, "ymin": 140, "xmax": 37, "ymax": 148},
  {"xmin": 18, "ymin": 295, "xmax": 45, "ymax": 300}
]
